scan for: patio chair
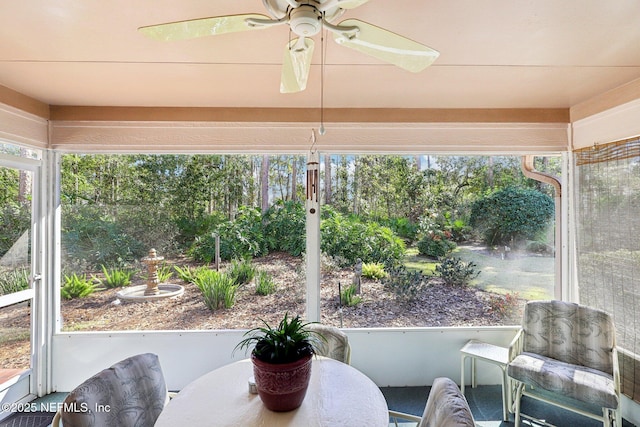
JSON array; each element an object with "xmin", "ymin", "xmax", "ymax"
[
  {"xmin": 388, "ymin": 377, "xmax": 475, "ymax": 427},
  {"xmin": 51, "ymin": 353, "xmax": 169, "ymax": 427},
  {"xmin": 507, "ymin": 300, "xmax": 620, "ymax": 427},
  {"xmin": 307, "ymin": 323, "xmax": 351, "ymax": 364}
]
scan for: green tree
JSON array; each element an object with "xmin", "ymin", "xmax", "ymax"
[{"xmin": 469, "ymin": 187, "xmax": 554, "ymax": 246}]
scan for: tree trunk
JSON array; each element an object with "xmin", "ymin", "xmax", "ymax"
[
  {"xmin": 324, "ymin": 154, "xmax": 332, "ymax": 204},
  {"xmin": 487, "ymin": 156, "xmax": 494, "ymax": 188},
  {"xmin": 261, "ymin": 154, "xmax": 270, "ymax": 212},
  {"xmin": 291, "ymin": 156, "xmax": 297, "ymax": 201},
  {"xmin": 18, "ymin": 148, "xmax": 32, "ymax": 206}
]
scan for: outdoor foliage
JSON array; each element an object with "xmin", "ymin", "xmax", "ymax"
[
  {"xmin": 255, "ymin": 270, "xmax": 277, "ymax": 295},
  {"xmin": 469, "ymin": 187, "xmax": 554, "ymax": 246},
  {"xmin": 488, "ymin": 292, "xmax": 520, "ymax": 319},
  {"xmin": 263, "ymin": 200, "xmax": 305, "ymax": 256},
  {"xmin": 174, "ymin": 265, "xmax": 209, "ymax": 284},
  {"xmin": 321, "ymin": 207, "xmax": 405, "ymax": 267},
  {"xmin": 62, "ymin": 206, "xmax": 147, "ymax": 268},
  {"xmin": 340, "ymin": 284, "xmax": 362, "ymax": 307},
  {"xmin": 417, "ymin": 231, "xmax": 457, "ymax": 258},
  {"xmin": 227, "ymin": 258, "xmax": 256, "ymax": 286},
  {"xmin": 188, "ymin": 207, "xmax": 267, "ymax": 262},
  {"xmin": 382, "ymin": 266, "xmax": 425, "ymax": 303},
  {"xmin": 193, "ymin": 269, "xmax": 237, "ymax": 310},
  {"xmin": 61, "ymin": 273, "xmax": 95, "ymax": 299},
  {"xmin": 434, "ymin": 256, "xmax": 480, "ymax": 287},
  {"xmin": 361, "ymin": 262, "xmax": 386, "ymax": 280},
  {"xmin": 0, "ymin": 268, "xmax": 29, "ymax": 295},
  {"xmin": 97, "ymin": 265, "xmax": 132, "ymax": 288},
  {"xmin": 0, "ymin": 204, "xmax": 30, "ymax": 259}
]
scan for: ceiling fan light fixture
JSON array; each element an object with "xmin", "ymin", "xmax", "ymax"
[{"xmin": 289, "ymin": 5, "xmax": 322, "ymax": 36}]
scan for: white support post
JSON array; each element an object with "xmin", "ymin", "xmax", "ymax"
[{"xmin": 305, "ymin": 149, "xmax": 321, "ymax": 322}]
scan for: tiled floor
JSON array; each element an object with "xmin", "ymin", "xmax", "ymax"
[{"xmin": 382, "ymin": 385, "xmax": 637, "ymax": 427}]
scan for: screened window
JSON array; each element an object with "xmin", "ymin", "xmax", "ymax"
[
  {"xmin": 58, "ymin": 153, "xmax": 559, "ymax": 332},
  {"xmin": 319, "ymin": 154, "xmax": 558, "ymax": 327}
]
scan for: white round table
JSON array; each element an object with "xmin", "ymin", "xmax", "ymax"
[{"xmin": 155, "ymin": 357, "xmax": 389, "ymax": 427}]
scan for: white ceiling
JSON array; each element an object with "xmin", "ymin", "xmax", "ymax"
[{"xmin": 1, "ymin": 0, "xmax": 640, "ymax": 110}]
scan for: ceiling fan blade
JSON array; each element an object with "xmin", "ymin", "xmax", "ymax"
[
  {"xmin": 138, "ymin": 14, "xmax": 271, "ymax": 41},
  {"xmin": 332, "ymin": 19, "xmax": 439, "ymax": 72},
  {"xmin": 281, "ymin": 38, "xmax": 314, "ymax": 93}
]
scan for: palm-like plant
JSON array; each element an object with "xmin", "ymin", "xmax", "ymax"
[{"xmin": 235, "ymin": 313, "xmax": 323, "ymax": 364}]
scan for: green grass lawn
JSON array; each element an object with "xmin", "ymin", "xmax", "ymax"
[{"xmin": 404, "ymin": 244, "xmax": 555, "ymax": 300}]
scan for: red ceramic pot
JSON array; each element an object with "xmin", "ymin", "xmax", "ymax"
[{"xmin": 251, "ymin": 353, "xmax": 313, "ymax": 412}]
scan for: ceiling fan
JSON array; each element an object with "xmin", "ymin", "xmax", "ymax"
[{"xmin": 139, "ymin": 0, "xmax": 440, "ymax": 93}]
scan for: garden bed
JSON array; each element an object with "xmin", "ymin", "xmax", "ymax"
[{"xmin": 0, "ymin": 252, "xmax": 524, "ymax": 369}]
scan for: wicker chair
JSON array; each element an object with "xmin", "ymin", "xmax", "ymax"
[
  {"xmin": 51, "ymin": 353, "xmax": 169, "ymax": 427},
  {"xmin": 508, "ymin": 300, "xmax": 620, "ymax": 427}
]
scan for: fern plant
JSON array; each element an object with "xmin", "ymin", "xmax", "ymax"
[
  {"xmin": 362, "ymin": 262, "xmax": 386, "ymax": 280},
  {"xmin": 61, "ymin": 273, "xmax": 95, "ymax": 300}
]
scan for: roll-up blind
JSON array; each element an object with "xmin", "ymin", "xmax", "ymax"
[{"xmin": 574, "ymin": 136, "xmax": 640, "ymax": 401}]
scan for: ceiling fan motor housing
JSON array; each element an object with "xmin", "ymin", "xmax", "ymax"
[{"xmin": 289, "ymin": 5, "xmax": 322, "ymax": 36}]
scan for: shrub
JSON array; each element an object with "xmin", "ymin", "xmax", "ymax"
[
  {"xmin": 227, "ymin": 258, "xmax": 256, "ymax": 285},
  {"xmin": 0, "ymin": 268, "xmax": 30, "ymax": 295},
  {"xmin": 417, "ymin": 230, "xmax": 457, "ymax": 258},
  {"xmin": 383, "ymin": 217, "xmax": 418, "ymax": 242},
  {"xmin": 382, "ymin": 266, "xmax": 425, "ymax": 303},
  {"xmin": 361, "ymin": 262, "xmax": 386, "ymax": 280},
  {"xmin": 340, "ymin": 284, "xmax": 362, "ymax": 307},
  {"xmin": 434, "ymin": 256, "xmax": 480, "ymax": 287},
  {"xmin": 97, "ymin": 265, "xmax": 132, "ymax": 288},
  {"xmin": 320, "ymin": 208, "xmax": 405, "ymax": 268},
  {"xmin": 61, "ymin": 273, "xmax": 95, "ymax": 299},
  {"xmin": 488, "ymin": 292, "xmax": 520, "ymax": 319},
  {"xmin": 62, "ymin": 205, "xmax": 146, "ymax": 268},
  {"xmin": 189, "ymin": 207, "xmax": 267, "ymax": 262},
  {"xmin": 193, "ymin": 270, "xmax": 237, "ymax": 310},
  {"xmin": 255, "ymin": 270, "xmax": 277, "ymax": 295},
  {"xmin": 470, "ymin": 187, "xmax": 554, "ymax": 246},
  {"xmin": 263, "ymin": 200, "xmax": 305, "ymax": 256}
]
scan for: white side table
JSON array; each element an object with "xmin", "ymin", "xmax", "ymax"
[{"xmin": 460, "ymin": 339, "xmax": 510, "ymax": 421}]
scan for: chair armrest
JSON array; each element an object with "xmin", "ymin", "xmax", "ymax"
[
  {"xmin": 388, "ymin": 410, "xmax": 421, "ymax": 426},
  {"xmin": 612, "ymin": 346, "xmax": 621, "ymax": 395},
  {"xmin": 508, "ymin": 328, "xmax": 523, "ymax": 362}
]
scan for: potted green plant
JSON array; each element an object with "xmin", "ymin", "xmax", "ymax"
[{"xmin": 235, "ymin": 312, "xmax": 323, "ymax": 412}]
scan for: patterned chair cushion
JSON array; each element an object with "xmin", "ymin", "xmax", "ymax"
[
  {"xmin": 508, "ymin": 351, "xmax": 619, "ymax": 409},
  {"xmin": 307, "ymin": 324, "xmax": 351, "ymax": 364},
  {"xmin": 419, "ymin": 377, "xmax": 475, "ymax": 427},
  {"xmin": 60, "ymin": 353, "xmax": 168, "ymax": 427},
  {"xmin": 522, "ymin": 300, "xmax": 615, "ymax": 374}
]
